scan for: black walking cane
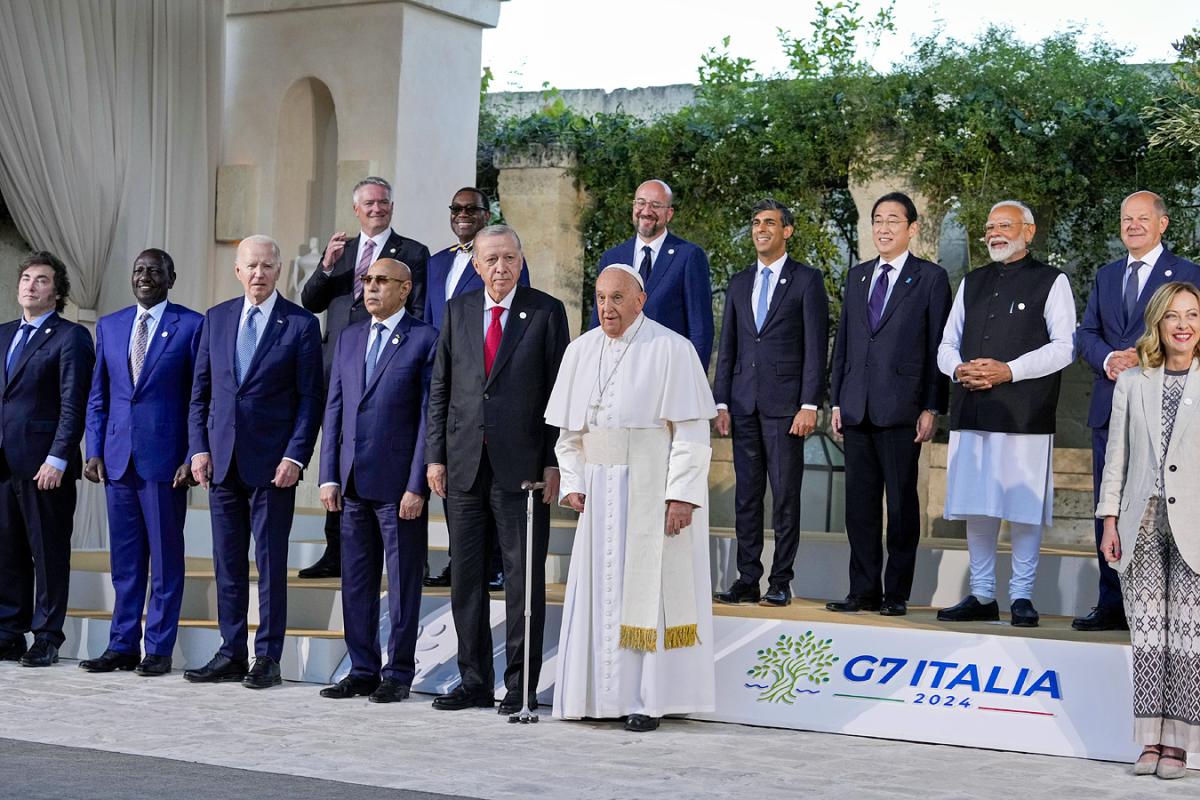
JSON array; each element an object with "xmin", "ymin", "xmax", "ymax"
[{"xmin": 509, "ymin": 479, "xmax": 546, "ymax": 724}]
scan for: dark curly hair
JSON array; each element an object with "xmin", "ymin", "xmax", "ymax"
[{"xmin": 19, "ymin": 251, "xmax": 71, "ymax": 312}]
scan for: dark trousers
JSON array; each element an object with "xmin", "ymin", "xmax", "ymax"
[
  {"xmin": 105, "ymin": 470, "xmax": 187, "ymax": 656},
  {"xmin": 0, "ymin": 453, "xmax": 76, "ymax": 646},
  {"xmin": 208, "ymin": 462, "xmax": 295, "ymax": 662},
  {"xmin": 842, "ymin": 420, "xmax": 922, "ymax": 602},
  {"xmin": 1092, "ymin": 426, "xmax": 1124, "ymax": 612},
  {"xmin": 324, "ymin": 509, "xmax": 341, "ymax": 559},
  {"xmin": 445, "ymin": 450, "xmax": 548, "ymax": 693},
  {"xmin": 341, "ymin": 490, "xmax": 427, "ymax": 684},
  {"xmin": 732, "ymin": 411, "xmax": 805, "ymax": 585}
]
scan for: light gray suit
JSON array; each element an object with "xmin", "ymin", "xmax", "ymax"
[{"xmin": 1096, "ymin": 359, "xmax": 1200, "ymax": 575}]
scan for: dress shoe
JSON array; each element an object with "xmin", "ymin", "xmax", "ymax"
[
  {"xmin": 432, "ymin": 685, "xmax": 494, "ymax": 710},
  {"xmin": 714, "ymin": 581, "xmax": 760, "ymax": 605},
  {"xmin": 20, "ymin": 639, "xmax": 59, "ymax": 667},
  {"xmin": 423, "ymin": 565, "xmax": 451, "ymax": 588},
  {"xmin": 369, "ymin": 678, "xmax": 410, "ymax": 704},
  {"xmin": 625, "ymin": 714, "xmax": 660, "ymax": 732},
  {"xmin": 297, "ymin": 553, "xmax": 340, "ymax": 579},
  {"xmin": 243, "ymin": 656, "xmax": 282, "ymax": 689},
  {"xmin": 826, "ymin": 596, "xmax": 881, "ymax": 613},
  {"xmin": 760, "ymin": 583, "xmax": 792, "ymax": 607},
  {"xmin": 488, "ymin": 571, "xmax": 505, "ymax": 593},
  {"xmin": 135, "ymin": 655, "xmax": 172, "ymax": 676},
  {"xmin": 183, "ymin": 653, "xmax": 249, "ymax": 683},
  {"xmin": 937, "ymin": 595, "xmax": 1000, "ymax": 622},
  {"xmin": 0, "ymin": 637, "xmax": 28, "ymax": 662},
  {"xmin": 320, "ymin": 675, "xmax": 380, "ymax": 699},
  {"xmin": 1134, "ymin": 746, "xmax": 1162, "ymax": 776},
  {"xmin": 497, "ymin": 689, "xmax": 538, "ymax": 715},
  {"xmin": 1010, "ymin": 599, "xmax": 1040, "ymax": 628},
  {"xmin": 879, "ymin": 599, "xmax": 908, "ymax": 617},
  {"xmin": 79, "ymin": 649, "xmax": 140, "ymax": 673},
  {"xmin": 1156, "ymin": 749, "xmax": 1188, "ymax": 780},
  {"xmin": 1071, "ymin": 606, "xmax": 1129, "ymax": 632}
]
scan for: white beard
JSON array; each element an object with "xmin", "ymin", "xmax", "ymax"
[{"xmin": 987, "ymin": 237, "xmax": 1025, "ymax": 262}]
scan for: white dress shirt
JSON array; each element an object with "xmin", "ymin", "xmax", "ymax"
[
  {"xmin": 1101, "ymin": 242, "xmax": 1164, "ymax": 372},
  {"xmin": 445, "ymin": 247, "xmax": 474, "ymax": 300},
  {"xmin": 483, "ymin": 286, "xmax": 517, "ymax": 337},
  {"xmin": 127, "ymin": 299, "xmax": 168, "ymax": 359},
  {"xmin": 868, "ymin": 250, "xmax": 910, "ymax": 315},
  {"xmin": 633, "ymin": 229, "xmax": 668, "ymax": 274}
]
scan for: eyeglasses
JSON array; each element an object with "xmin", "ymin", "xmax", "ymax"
[
  {"xmin": 872, "ymin": 217, "xmax": 908, "ymax": 229},
  {"xmin": 633, "ymin": 199, "xmax": 670, "ymax": 211},
  {"xmin": 361, "ymin": 275, "xmax": 410, "ymax": 287},
  {"xmin": 449, "ymin": 204, "xmax": 488, "ymax": 215},
  {"xmin": 984, "ymin": 221, "xmax": 1029, "ymax": 233}
]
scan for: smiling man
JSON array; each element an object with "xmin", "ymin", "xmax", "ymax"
[
  {"xmin": 82, "ymin": 249, "xmax": 203, "ymax": 676},
  {"xmin": 936, "ymin": 201, "xmax": 1076, "ymax": 628},
  {"xmin": 712, "ymin": 199, "xmax": 828, "ymax": 609},
  {"xmin": 0, "ymin": 252, "xmax": 94, "ymax": 667}
]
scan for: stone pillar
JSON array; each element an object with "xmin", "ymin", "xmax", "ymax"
[
  {"xmin": 494, "ymin": 145, "xmax": 587, "ymax": 335},
  {"xmin": 847, "ymin": 173, "xmax": 938, "ymax": 263}
]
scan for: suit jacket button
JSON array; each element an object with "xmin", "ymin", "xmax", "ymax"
[
  {"xmin": 1170, "ymin": 465, "xmax": 1177, "ymax": 472},
  {"xmin": 755, "ymin": 338, "xmax": 760, "ymax": 343},
  {"xmin": 483, "ymin": 393, "xmax": 490, "ymax": 400}
]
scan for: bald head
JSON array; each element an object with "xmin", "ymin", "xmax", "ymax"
[
  {"xmin": 1120, "ymin": 190, "xmax": 1169, "ymax": 259},
  {"xmin": 595, "ymin": 266, "xmax": 646, "ymax": 338},
  {"xmin": 363, "ymin": 257, "xmax": 412, "ymax": 320}
]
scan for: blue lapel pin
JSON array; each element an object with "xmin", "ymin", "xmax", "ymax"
[{"xmin": 905, "ymin": 276, "xmax": 912, "ymax": 284}]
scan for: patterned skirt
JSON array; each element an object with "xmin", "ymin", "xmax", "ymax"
[{"xmin": 1121, "ymin": 496, "xmax": 1200, "ymax": 752}]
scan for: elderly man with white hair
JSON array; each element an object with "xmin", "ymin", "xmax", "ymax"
[
  {"xmin": 935, "ymin": 201, "xmax": 1076, "ymax": 628},
  {"xmin": 548, "ymin": 263, "xmax": 717, "ymax": 732}
]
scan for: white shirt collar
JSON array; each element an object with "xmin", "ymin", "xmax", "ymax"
[
  {"xmin": 371, "ymin": 307, "xmax": 406, "ymax": 333},
  {"xmin": 135, "ymin": 299, "xmax": 169, "ymax": 322},
  {"xmin": 1128, "ymin": 242, "xmax": 1163, "ymax": 269},
  {"xmin": 362, "ymin": 227, "xmax": 393, "ymax": 252},
  {"xmin": 756, "ymin": 254, "xmax": 787, "ymax": 275},
  {"xmin": 636, "ymin": 229, "xmax": 668, "ymax": 256},
  {"xmin": 484, "ymin": 286, "xmax": 518, "ymax": 312},
  {"xmin": 877, "ymin": 251, "xmax": 910, "ymax": 271},
  {"xmin": 242, "ymin": 289, "xmax": 279, "ymax": 319}
]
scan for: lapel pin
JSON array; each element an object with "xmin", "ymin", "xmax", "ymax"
[
  {"xmin": 1018, "ymin": 302, "xmax": 1026, "ymax": 310},
  {"xmin": 1166, "ymin": 270, "xmax": 1173, "ymax": 277},
  {"xmin": 391, "ymin": 336, "xmax": 400, "ymax": 345},
  {"xmin": 519, "ymin": 311, "xmax": 528, "ymax": 319},
  {"xmin": 780, "ymin": 278, "xmax": 787, "ymax": 285},
  {"xmin": 389, "ymin": 247, "xmax": 396, "ymax": 255},
  {"xmin": 905, "ymin": 277, "xmax": 913, "ymax": 284},
  {"xmin": 44, "ymin": 328, "xmax": 52, "ymax": 334},
  {"xmin": 667, "ymin": 248, "xmax": 675, "ymax": 256},
  {"xmin": 860, "ymin": 275, "xmax": 866, "ymax": 283},
  {"xmin": 277, "ymin": 319, "xmax": 283, "ymax": 325},
  {"xmin": 161, "ymin": 331, "xmax": 168, "ymax": 337},
  {"xmin": 1185, "ymin": 398, "xmax": 1193, "ymax": 405}
]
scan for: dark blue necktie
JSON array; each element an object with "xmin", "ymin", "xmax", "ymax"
[
  {"xmin": 867, "ymin": 264, "xmax": 893, "ymax": 331},
  {"xmin": 5, "ymin": 323, "xmax": 33, "ymax": 379},
  {"xmin": 1122, "ymin": 261, "xmax": 1142, "ymax": 326},
  {"xmin": 639, "ymin": 246, "xmax": 653, "ymax": 286}
]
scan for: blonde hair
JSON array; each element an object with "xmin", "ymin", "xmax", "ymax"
[{"xmin": 1136, "ymin": 281, "xmax": 1200, "ymax": 368}]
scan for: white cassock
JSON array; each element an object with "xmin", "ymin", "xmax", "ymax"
[
  {"xmin": 937, "ymin": 273, "xmax": 1076, "ymax": 526},
  {"xmin": 546, "ymin": 314, "xmax": 717, "ymax": 719}
]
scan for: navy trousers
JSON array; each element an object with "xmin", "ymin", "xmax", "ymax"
[
  {"xmin": 340, "ymin": 491, "xmax": 427, "ymax": 684},
  {"xmin": 732, "ymin": 411, "xmax": 805, "ymax": 586},
  {"xmin": 104, "ymin": 471, "xmax": 187, "ymax": 656},
  {"xmin": 1091, "ymin": 426, "xmax": 1125, "ymax": 612}
]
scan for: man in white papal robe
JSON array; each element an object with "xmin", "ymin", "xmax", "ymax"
[{"xmin": 546, "ymin": 264, "xmax": 717, "ymax": 733}]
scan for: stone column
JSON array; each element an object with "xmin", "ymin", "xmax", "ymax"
[
  {"xmin": 494, "ymin": 145, "xmax": 587, "ymax": 335},
  {"xmin": 847, "ymin": 173, "xmax": 939, "ymax": 263}
]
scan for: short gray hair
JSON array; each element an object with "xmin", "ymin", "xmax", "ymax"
[
  {"xmin": 474, "ymin": 223, "xmax": 522, "ymax": 251},
  {"xmin": 238, "ymin": 234, "xmax": 282, "ymax": 265},
  {"xmin": 353, "ymin": 176, "xmax": 393, "ymax": 204},
  {"xmin": 990, "ymin": 199, "xmax": 1035, "ymax": 224},
  {"xmin": 1121, "ymin": 190, "xmax": 1167, "ymax": 217}
]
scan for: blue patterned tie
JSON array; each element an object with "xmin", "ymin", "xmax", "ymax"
[
  {"xmin": 364, "ymin": 322, "xmax": 386, "ymax": 386},
  {"xmin": 868, "ymin": 263, "xmax": 893, "ymax": 331},
  {"xmin": 1122, "ymin": 261, "xmax": 1142, "ymax": 326},
  {"xmin": 5, "ymin": 323, "xmax": 33, "ymax": 379},
  {"xmin": 755, "ymin": 267, "xmax": 772, "ymax": 332},
  {"xmin": 235, "ymin": 307, "xmax": 260, "ymax": 385}
]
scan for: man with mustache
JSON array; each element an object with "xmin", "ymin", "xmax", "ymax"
[{"xmin": 936, "ymin": 201, "xmax": 1076, "ymax": 628}]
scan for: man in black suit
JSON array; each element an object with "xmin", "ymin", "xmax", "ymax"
[
  {"xmin": 300, "ymin": 176, "xmax": 430, "ymax": 579},
  {"xmin": 712, "ymin": 199, "xmax": 828, "ymax": 608},
  {"xmin": 426, "ymin": 224, "xmax": 568, "ymax": 714},
  {"xmin": 0, "ymin": 252, "xmax": 95, "ymax": 667},
  {"xmin": 826, "ymin": 192, "xmax": 951, "ymax": 617}
]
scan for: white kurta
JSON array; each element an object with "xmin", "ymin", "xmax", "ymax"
[
  {"xmin": 546, "ymin": 315, "xmax": 717, "ymax": 719},
  {"xmin": 937, "ymin": 272, "xmax": 1076, "ymax": 526}
]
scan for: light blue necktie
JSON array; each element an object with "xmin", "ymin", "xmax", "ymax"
[
  {"xmin": 235, "ymin": 306, "xmax": 260, "ymax": 385},
  {"xmin": 755, "ymin": 267, "xmax": 772, "ymax": 332},
  {"xmin": 364, "ymin": 322, "xmax": 386, "ymax": 386},
  {"xmin": 6, "ymin": 323, "xmax": 33, "ymax": 378}
]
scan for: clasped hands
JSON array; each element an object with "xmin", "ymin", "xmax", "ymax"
[
  {"xmin": 562, "ymin": 493, "xmax": 695, "ymax": 537},
  {"xmin": 1105, "ymin": 348, "xmax": 1137, "ymax": 381},
  {"xmin": 955, "ymin": 358, "xmax": 1012, "ymax": 391}
]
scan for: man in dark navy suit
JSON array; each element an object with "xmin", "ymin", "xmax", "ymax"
[
  {"xmin": 421, "ymin": 186, "xmax": 529, "ymax": 590},
  {"xmin": 317, "ymin": 258, "xmax": 437, "ymax": 703},
  {"xmin": 712, "ymin": 199, "xmax": 828, "ymax": 608},
  {"xmin": 82, "ymin": 249, "xmax": 203, "ymax": 676},
  {"xmin": 300, "ymin": 176, "xmax": 431, "ymax": 579},
  {"xmin": 185, "ymin": 235, "xmax": 323, "ymax": 689},
  {"xmin": 592, "ymin": 179, "xmax": 714, "ymax": 369},
  {"xmin": 1074, "ymin": 190, "xmax": 1200, "ymax": 631},
  {"xmin": 0, "ymin": 252, "xmax": 94, "ymax": 667},
  {"xmin": 826, "ymin": 192, "xmax": 951, "ymax": 617}
]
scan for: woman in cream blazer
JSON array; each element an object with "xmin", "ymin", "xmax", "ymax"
[{"xmin": 1097, "ymin": 281, "xmax": 1200, "ymax": 779}]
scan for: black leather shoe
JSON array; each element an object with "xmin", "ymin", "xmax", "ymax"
[
  {"xmin": 0, "ymin": 637, "xmax": 28, "ymax": 662},
  {"xmin": 135, "ymin": 655, "xmax": 172, "ymax": 676},
  {"xmin": 297, "ymin": 553, "xmax": 340, "ymax": 579},
  {"xmin": 1010, "ymin": 599, "xmax": 1040, "ymax": 628},
  {"xmin": 320, "ymin": 675, "xmax": 380, "ymax": 699},
  {"xmin": 497, "ymin": 689, "xmax": 538, "ymax": 715},
  {"xmin": 79, "ymin": 649, "xmax": 140, "ymax": 673},
  {"xmin": 879, "ymin": 599, "xmax": 908, "ymax": 617},
  {"xmin": 760, "ymin": 583, "xmax": 792, "ymax": 607},
  {"xmin": 625, "ymin": 714, "xmax": 660, "ymax": 732},
  {"xmin": 488, "ymin": 571, "xmax": 505, "ymax": 593},
  {"xmin": 183, "ymin": 653, "xmax": 249, "ymax": 683},
  {"xmin": 432, "ymin": 685, "xmax": 494, "ymax": 710},
  {"xmin": 19, "ymin": 639, "xmax": 58, "ymax": 667},
  {"xmin": 826, "ymin": 596, "xmax": 881, "ymax": 613},
  {"xmin": 423, "ymin": 565, "xmax": 451, "ymax": 588},
  {"xmin": 243, "ymin": 656, "xmax": 282, "ymax": 689},
  {"xmin": 937, "ymin": 595, "xmax": 1000, "ymax": 622},
  {"xmin": 1071, "ymin": 606, "xmax": 1128, "ymax": 631},
  {"xmin": 714, "ymin": 581, "xmax": 761, "ymax": 605},
  {"xmin": 369, "ymin": 678, "xmax": 410, "ymax": 704}
]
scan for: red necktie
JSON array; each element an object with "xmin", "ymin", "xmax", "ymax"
[{"xmin": 484, "ymin": 306, "xmax": 503, "ymax": 376}]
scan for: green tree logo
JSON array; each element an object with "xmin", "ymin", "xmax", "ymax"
[{"xmin": 744, "ymin": 631, "xmax": 838, "ymax": 704}]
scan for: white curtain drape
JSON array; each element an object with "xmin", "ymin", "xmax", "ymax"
[{"xmin": 0, "ymin": 0, "xmax": 222, "ymax": 548}]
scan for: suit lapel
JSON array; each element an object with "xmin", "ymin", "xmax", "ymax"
[
  {"xmin": 363, "ymin": 317, "xmax": 408, "ymax": 399},
  {"xmin": 644, "ymin": 235, "xmax": 678, "ymax": 297},
  {"xmin": 452, "ymin": 260, "xmax": 478, "ymax": 299},
  {"xmin": 485, "ymin": 290, "xmax": 531, "ymax": 388},
  {"xmin": 0, "ymin": 320, "xmax": 18, "ymax": 392},
  {"xmin": 1129, "ymin": 255, "xmax": 1174, "ymax": 335},
  {"xmin": 875, "ymin": 256, "xmax": 923, "ymax": 332},
  {"xmin": 134, "ymin": 305, "xmax": 177, "ymax": 393},
  {"xmin": 343, "ymin": 323, "xmax": 366, "ymax": 403},
  {"xmin": 1144, "ymin": 368, "xmax": 1163, "ymax": 467},
  {"xmin": 759, "ymin": 259, "xmax": 797, "ymax": 332},
  {"xmin": 240, "ymin": 299, "xmax": 286, "ymax": 385},
  {"xmin": 8, "ymin": 312, "xmax": 59, "ymax": 385},
  {"xmin": 855, "ymin": 260, "xmax": 875, "ymax": 331}
]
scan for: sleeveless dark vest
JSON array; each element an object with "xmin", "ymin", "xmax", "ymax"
[{"xmin": 949, "ymin": 257, "xmax": 1064, "ymax": 435}]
